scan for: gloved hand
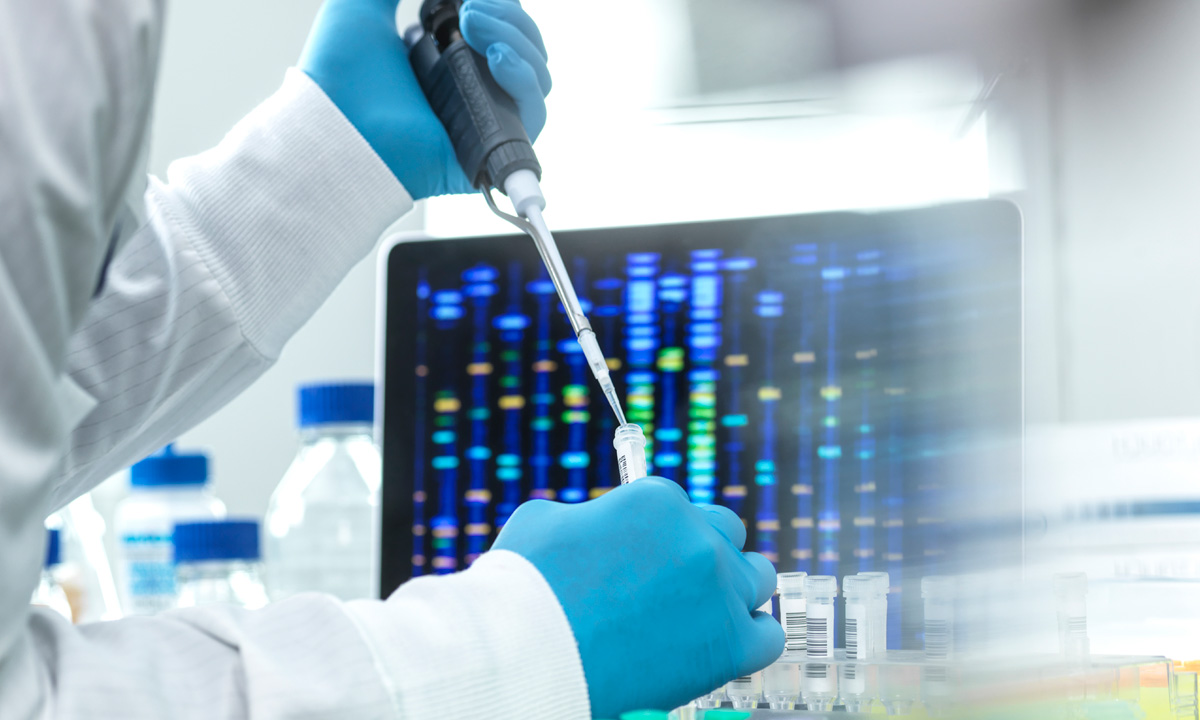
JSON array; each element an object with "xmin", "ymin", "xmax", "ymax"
[
  {"xmin": 299, "ymin": 0, "xmax": 551, "ymax": 199},
  {"xmin": 493, "ymin": 478, "xmax": 785, "ymax": 718}
]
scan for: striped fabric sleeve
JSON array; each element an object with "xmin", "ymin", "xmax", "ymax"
[
  {"xmin": 56, "ymin": 69, "xmax": 413, "ymax": 507},
  {"xmin": 0, "ymin": 69, "xmax": 414, "ymax": 719},
  {"xmin": 345, "ymin": 550, "xmax": 591, "ymax": 720}
]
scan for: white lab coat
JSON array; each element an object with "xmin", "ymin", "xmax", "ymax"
[{"xmin": 0, "ymin": 3, "xmax": 589, "ymax": 718}]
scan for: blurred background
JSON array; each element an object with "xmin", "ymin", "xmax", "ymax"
[{"xmin": 84, "ymin": 0, "xmax": 1200, "ymax": 664}]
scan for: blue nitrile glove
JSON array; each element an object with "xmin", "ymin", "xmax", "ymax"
[
  {"xmin": 493, "ymin": 477, "xmax": 785, "ymax": 718},
  {"xmin": 299, "ymin": 0, "xmax": 551, "ymax": 199}
]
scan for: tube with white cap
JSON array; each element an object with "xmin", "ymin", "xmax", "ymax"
[{"xmin": 613, "ymin": 423, "xmax": 648, "ymax": 484}]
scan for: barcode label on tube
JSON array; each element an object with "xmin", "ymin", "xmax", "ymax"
[
  {"xmin": 785, "ymin": 611, "xmax": 807, "ymax": 652},
  {"xmin": 925, "ymin": 619, "xmax": 950, "ymax": 660},
  {"xmin": 781, "ymin": 598, "xmax": 806, "ymax": 652},
  {"xmin": 807, "ymin": 617, "xmax": 830, "ymax": 658},
  {"xmin": 846, "ymin": 602, "xmax": 867, "ymax": 660},
  {"xmin": 618, "ymin": 455, "xmax": 632, "ymax": 484},
  {"xmin": 846, "ymin": 618, "xmax": 860, "ymax": 659}
]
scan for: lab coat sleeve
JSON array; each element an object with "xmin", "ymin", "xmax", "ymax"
[
  {"xmin": 54, "ymin": 68, "xmax": 413, "ymax": 507},
  {"xmin": 345, "ymin": 551, "xmax": 592, "ymax": 720},
  {"xmin": 1, "ymin": 31, "xmax": 595, "ymax": 720},
  {"xmin": 14, "ymin": 549, "xmax": 589, "ymax": 720},
  {"xmin": 0, "ymin": 0, "xmax": 167, "ymax": 672}
]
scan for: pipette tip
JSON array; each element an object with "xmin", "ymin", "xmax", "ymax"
[{"xmin": 602, "ymin": 383, "xmax": 627, "ymax": 427}]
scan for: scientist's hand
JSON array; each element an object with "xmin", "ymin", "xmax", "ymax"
[
  {"xmin": 493, "ymin": 477, "xmax": 784, "ymax": 718},
  {"xmin": 300, "ymin": 0, "xmax": 550, "ymax": 199}
]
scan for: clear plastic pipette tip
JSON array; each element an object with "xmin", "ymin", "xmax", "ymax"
[
  {"xmin": 602, "ymin": 380, "xmax": 627, "ymax": 426},
  {"xmin": 487, "ymin": 178, "xmax": 630, "ymax": 426}
]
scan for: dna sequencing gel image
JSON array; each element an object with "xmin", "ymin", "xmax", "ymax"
[{"xmin": 392, "ymin": 214, "xmax": 1021, "ymax": 648}]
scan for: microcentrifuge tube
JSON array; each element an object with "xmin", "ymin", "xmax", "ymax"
[
  {"xmin": 777, "ymin": 572, "xmax": 807, "ymax": 654},
  {"xmin": 880, "ymin": 663, "xmax": 918, "ymax": 716},
  {"xmin": 804, "ymin": 576, "xmax": 836, "ymax": 660},
  {"xmin": 843, "ymin": 575, "xmax": 874, "ymax": 661},
  {"xmin": 841, "ymin": 578, "xmax": 874, "ymax": 714},
  {"xmin": 803, "ymin": 661, "xmax": 838, "ymax": 712},
  {"xmin": 803, "ymin": 576, "xmax": 838, "ymax": 712},
  {"xmin": 726, "ymin": 670, "xmax": 762, "ymax": 708},
  {"xmin": 612, "ymin": 423, "xmax": 648, "ymax": 484},
  {"xmin": 692, "ymin": 684, "xmax": 725, "ymax": 710},
  {"xmin": 727, "ymin": 599, "xmax": 773, "ymax": 709},
  {"xmin": 858, "ymin": 571, "xmax": 890, "ymax": 656},
  {"xmin": 763, "ymin": 661, "xmax": 800, "ymax": 711},
  {"xmin": 672, "ymin": 703, "xmax": 697, "ymax": 720},
  {"xmin": 839, "ymin": 662, "xmax": 870, "ymax": 713},
  {"xmin": 922, "ymin": 663, "xmax": 954, "ymax": 715},
  {"xmin": 1053, "ymin": 572, "xmax": 1090, "ymax": 661},
  {"xmin": 922, "ymin": 576, "xmax": 955, "ymax": 662}
]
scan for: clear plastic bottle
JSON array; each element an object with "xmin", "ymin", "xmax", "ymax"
[
  {"xmin": 174, "ymin": 520, "xmax": 268, "ymax": 609},
  {"xmin": 52, "ymin": 491, "xmax": 124, "ymax": 622},
  {"xmin": 31, "ymin": 528, "xmax": 73, "ymax": 620},
  {"xmin": 114, "ymin": 445, "xmax": 226, "ymax": 615},
  {"xmin": 264, "ymin": 382, "xmax": 380, "ymax": 601}
]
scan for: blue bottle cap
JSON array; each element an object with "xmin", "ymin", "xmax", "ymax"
[
  {"xmin": 45, "ymin": 528, "xmax": 61, "ymax": 568},
  {"xmin": 173, "ymin": 520, "xmax": 260, "ymax": 564},
  {"xmin": 297, "ymin": 381, "xmax": 374, "ymax": 428},
  {"xmin": 130, "ymin": 444, "xmax": 209, "ymax": 488}
]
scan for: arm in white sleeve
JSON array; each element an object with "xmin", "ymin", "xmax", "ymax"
[
  {"xmin": 1, "ymin": 6, "xmax": 592, "ymax": 719},
  {"xmin": 53, "ymin": 68, "xmax": 413, "ymax": 507},
  {"xmin": 346, "ymin": 551, "xmax": 590, "ymax": 720},
  {"xmin": 20, "ymin": 550, "xmax": 590, "ymax": 720}
]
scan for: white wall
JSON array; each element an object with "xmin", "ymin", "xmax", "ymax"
[
  {"xmin": 132, "ymin": 0, "xmax": 421, "ymax": 517},
  {"xmin": 126, "ymin": 0, "xmax": 1179, "ymax": 521},
  {"xmin": 1050, "ymin": 1, "xmax": 1200, "ymax": 422},
  {"xmin": 122, "ymin": 0, "xmax": 1004, "ymax": 523}
]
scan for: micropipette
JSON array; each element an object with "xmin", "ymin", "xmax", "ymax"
[
  {"xmin": 479, "ymin": 179, "xmax": 627, "ymax": 427},
  {"xmin": 404, "ymin": 0, "xmax": 628, "ymax": 429}
]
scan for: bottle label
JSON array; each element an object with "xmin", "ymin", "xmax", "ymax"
[{"xmin": 120, "ymin": 533, "xmax": 176, "ymax": 614}]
